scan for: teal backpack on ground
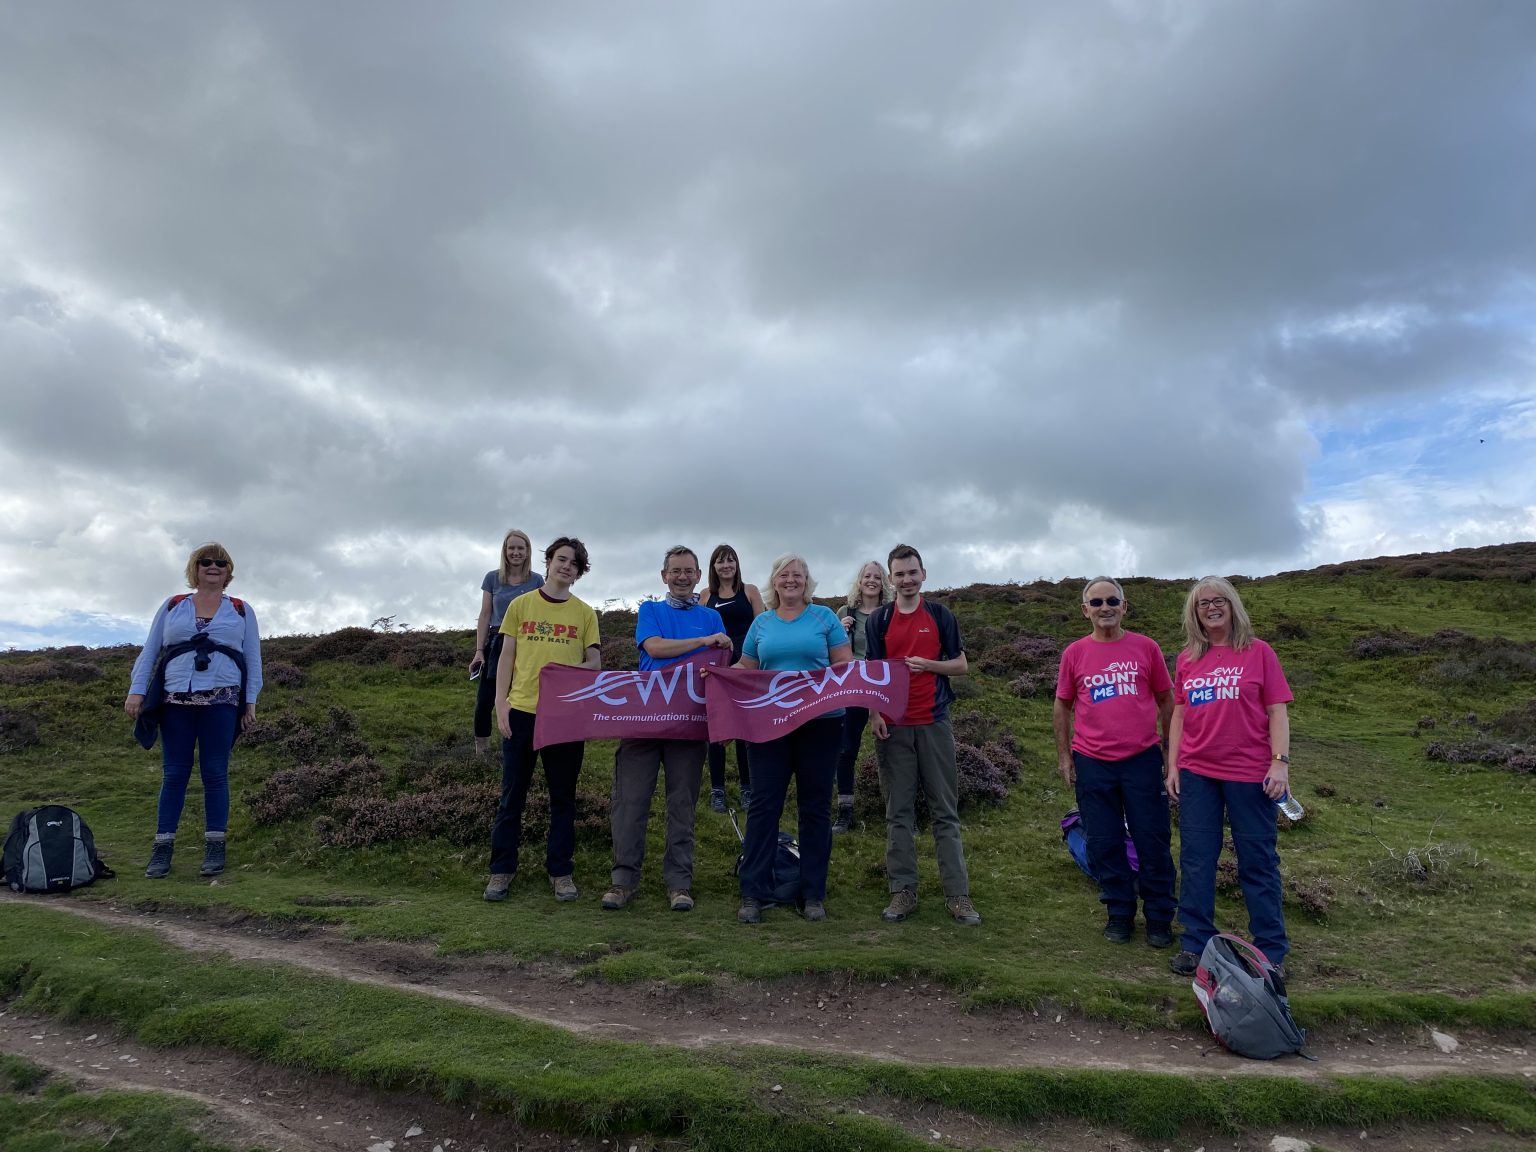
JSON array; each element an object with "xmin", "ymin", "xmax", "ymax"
[{"xmin": 1191, "ymin": 932, "xmax": 1311, "ymax": 1060}]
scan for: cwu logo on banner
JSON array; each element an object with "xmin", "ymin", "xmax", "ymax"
[
  {"xmin": 704, "ymin": 661, "xmax": 909, "ymax": 743},
  {"xmin": 534, "ymin": 649, "xmax": 726, "ymax": 748}
]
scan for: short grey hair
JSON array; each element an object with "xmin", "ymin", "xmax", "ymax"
[
  {"xmin": 1082, "ymin": 576, "xmax": 1125, "ymax": 603},
  {"xmin": 662, "ymin": 545, "xmax": 698, "ymax": 570}
]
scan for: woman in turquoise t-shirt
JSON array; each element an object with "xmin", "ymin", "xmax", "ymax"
[{"xmin": 734, "ymin": 553, "xmax": 853, "ymax": 925}]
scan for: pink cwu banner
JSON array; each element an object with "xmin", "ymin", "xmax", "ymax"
[
  {"xmin": 704, "ymin": 661, "xmax": 909, "ymax": 744},
  {"xmin": 534, "ymin": 649, "xmax": 727, "ymax": 749}
]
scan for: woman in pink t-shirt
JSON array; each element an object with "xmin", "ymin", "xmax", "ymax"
[
  {"xmin": 1052, "ymin": 576, "xmax": 1176, "ymax": 948},
  {"xmin": 1165, "ymin": 577, "xmax": 1293, "ymax": 979}
]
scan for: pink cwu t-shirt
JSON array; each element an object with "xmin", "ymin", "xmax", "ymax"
[
  {"xmin": 1055, "ymin": 632, "xmax": 1172, "ymax": 761},
  {"xmin": 1174, "ymin": 640, "xmax": 1293, "ymax": 782}
]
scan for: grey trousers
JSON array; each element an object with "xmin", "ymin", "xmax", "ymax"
[
  {"xmin": 610, "ymin": 738, "xmax": 706, "ymax": 891},
  {"xmin": 875, "ymin": 716, "xmax": 970, "ymax": 897}
]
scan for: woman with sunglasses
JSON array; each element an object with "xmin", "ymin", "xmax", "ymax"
[
  {"xmin": 1165, "ymin": 576, "xmax": 1293, "ymax": 980},
  {"xmin": 125, "ymin": 542, "xmax": 263, "ymax": 880},
  {"xmin": 1053, "ymin": 577, "xmax": 1177, "ymax": 948}
]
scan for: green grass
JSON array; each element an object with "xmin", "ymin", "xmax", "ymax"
[
  {"xmin": 0, "ymin": 1053, "xmax": 236, "ymax": 1152},
  {"xmin": 3, "ymin": 906, "xmax": 1533, "ymax": 1147}
]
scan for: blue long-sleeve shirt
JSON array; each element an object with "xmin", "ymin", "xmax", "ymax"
[{"xmin": 129, "ymin": 595, "xmax": 264, "ymax": 704}]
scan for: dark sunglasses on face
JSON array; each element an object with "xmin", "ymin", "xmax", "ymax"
[
  {"xmin": 198, "ymin": 557, "xmax": 230, "ymax": 568},
  {"xmin": 1087, "ymin": 597, "xmax": 1122, "ymax": 608}
]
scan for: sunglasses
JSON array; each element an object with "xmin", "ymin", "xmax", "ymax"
[
  {"xmin": 1087, "ymin": 597, "xmax": 1122, "ymax": 608},
  {"xmin": 197, "ymin": 557, "xmax": 230, "ymax": 569}
]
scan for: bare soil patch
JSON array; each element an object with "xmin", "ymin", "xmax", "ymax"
[{"xmin": 14, "ymin": 895, "xmax": 1534, "ymax": 1082}]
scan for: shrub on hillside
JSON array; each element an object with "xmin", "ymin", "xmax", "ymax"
[
  {"xmin": 388, "ymin": 633, "xmax": 458, "ymax": 670},
  {"xmin": 600, "ymin": 634, "xmax": 640, "ymax": 672},
  {"xmin": 0, "ymin": 706, "xmax": 41, "ymax": 753},
  {"xmin": 976, "ymin": 633, "xmax": 1059, "ymax": 678},
  {"xmin": 266, "ymin": 662, "xmax": 304, "ymax": 688},
  {"xmin": 297, "ymin": 627, "xmax": 388, "ymax": 665},
  {"xmin": 1350, "ymin": 631, "xmax": 1425, "ymax": 659},
  {"xmin": 245, "ymin": 755, "xmax": 385, "ymax": 824},
  {"xmin": 0, "ymin": 660, "xmax": 103, "ymax": 685},
  {"xmin": 1271, "ymin": 615, "xmax": 1311, "ymax": 641}
]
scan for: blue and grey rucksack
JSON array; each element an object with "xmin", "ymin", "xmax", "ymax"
[
  {"xmin": 1191, "ymin": 932, "xmax": 1310, "ymax": 1060},
  {"xmin": 3, "ymin": 805, "xmax": 115, "ymax": 893}
]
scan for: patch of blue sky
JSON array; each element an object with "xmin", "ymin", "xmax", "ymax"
[{"xmin": 1, "ymin": 612, "xmax": 141, "ymax": 652}]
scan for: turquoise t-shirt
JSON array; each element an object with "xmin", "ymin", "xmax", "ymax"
[{"xmin": 743, "ymin": 605, "xmax": 844, "ymax": 671}]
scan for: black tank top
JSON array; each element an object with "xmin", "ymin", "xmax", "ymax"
[{"xmin": 708, "ymin": 586, "xmax": 753, "ymax": 659}]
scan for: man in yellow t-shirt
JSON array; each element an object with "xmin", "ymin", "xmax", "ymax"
[{"xmin": 484, "ymin": 536, "xmax": 601, "ymax": 904}]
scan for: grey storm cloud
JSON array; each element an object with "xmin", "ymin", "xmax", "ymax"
[{"xmin": 1, "ymin": 0, "xmax": 1532, "ymax": 644}]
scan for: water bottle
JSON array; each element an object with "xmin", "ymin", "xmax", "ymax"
[{"xmin": 1276, "ymin": 790, "xmax": 1305, "ymax": 822}]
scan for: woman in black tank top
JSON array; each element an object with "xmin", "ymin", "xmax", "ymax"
[{"xmin": 703, "ymin": 543, "xmax": 765, "ymax": 811}]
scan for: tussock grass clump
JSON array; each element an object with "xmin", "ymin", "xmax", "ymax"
[{"xmin": 1369, "ymin": 825, "xmax": 1485, "ymax": 890}]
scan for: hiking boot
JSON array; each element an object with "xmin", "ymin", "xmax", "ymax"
[
  {"xmin": 882, "ymin": 888, "xmax": 918, "ymax": 922},
  {"xmin": 739, "ymin": 787, "xmax": 752, "ymax": 811},
  {"xmin": 946, "ymin": 895, "xmax": 982, "ymax": 926},
  {"xmin": 144, "ymin": 840, "xmax": 174, "ymax": 880},
  {"xmin": 831, "ymin": 803, "xmax": 853, "ymax": 834},
  {"xmin": 551, "ymin": 874, "xmax": 579, "ymax": 902},
  {"xmin": 483, "ymin": 873, "xmax": 514, "ymax": 902},
  {"xmin": 669, "ymin": 889, "xmax": 694, "ymax": 912},
  {"xmin": 1169, "ymin": 950, "xmax": 1200, "ymax": 976},
  {"xmin": 800, "ymin": 900, "xmax": 827, "ymax": 922},
  {"xmin": 199, "ymin": 838, "xmax": 226, "ymax": 877},
  {"xmin": 1145, "ymin": 921, "xmax": 1175, "ymax": 949},
  {"xmin": 1104, "ymin": 916, "xmax": 1134, "ymax": 944},
  {"xmin": 709, "ymin": 788, "xmax": 727, "ymax": 813},
  {"xmin": 737, "ymin": 898, "xmax": 762, "ymax": 924},
  {"xmin": 601, "ymin": 884, "xmax": 635, "ymax": 910}
]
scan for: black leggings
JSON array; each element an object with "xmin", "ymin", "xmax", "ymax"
[
  {"xmin": 473, "ymin": 632, "xmax": 504, "ymax": 740},
  {"xmin": 707, "ymin": 739, "xmax": 751, "ymax": 791}
]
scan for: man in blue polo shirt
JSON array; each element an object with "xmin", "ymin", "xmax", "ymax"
[{"xmin": 603, "ymin": 546, "xmax": 733, "ymax": 913}]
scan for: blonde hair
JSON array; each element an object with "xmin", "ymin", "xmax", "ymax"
[
  {"xmin": 184, "ymin": 542, "xmax": 234, "ymax": 589},
  {"xmin": 1181, "ymin": 575, "xmax": 1255, "ymax": 659},
  {"xmin": 762, "ymin": 553, "xmax": 817, "ymax": 610},
  {"xmin": 843, "ymin": 560, "xmax": 892, "ymax": 612},
  {"xmin": 498, "ymin": 529, "xmax": 534, "ymax": 585}
]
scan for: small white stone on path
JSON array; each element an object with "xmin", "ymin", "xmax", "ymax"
[
  {"xmin": 368, "ymin": 1142, "xmax": 395, "ymax": 1152},
  {"xmin": 405, "ymin": 1127, "xmax": 423, "ymax": 1139},
  {"xmin": 771, "ymin": 1084, "xmax": 782, "ymax": 1093},
  {"xmin": 1270, "ymin": 1138, "xmax": 1311, "ymax": 1152},
  {"xmin": 1431, "ymin": 1029, "xmax": 1459, "ymax": 1053}
]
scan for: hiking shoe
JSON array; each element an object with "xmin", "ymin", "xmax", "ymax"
[
  {"xmin": 1104, "ymin": 916, "xmax": 1134, "ymax": 944},
  {"xmin": 800, "ymin": 900, "xmax": 827, "ymax": 922},
  {"xmin": 144, "ymin": 840, "xmax": 174, "ymax": 880},
  {"xmin": 882, "ymin": 888, "xmax": 918, "ymax": 922},
  {"xmin": 831, "ymin": 803, "xmax": 853, "ymax": 834},
  {"xmin": 1145, "ymin": 921, "xmax": 1175, "ymax": 949},
  {"xmin": 601, "ymin": 884, "xmax": 635, "ymax": 910},
  {"xmin": 946, "ymin": 895, "xmax": 982, "ymax": 926},
  {"xmin": 483, "ymin": 872, "xmax": 514, "ymax": 902},
  {"xmin": 737, "ymin": 898, "xmax": 762, "ymax": 924},
  {"xmin": 709, "ymin": 788, "xmax": 727, "ymax": 813},
  {"xmin": 199, "ymin": 838, "xmax": 226, "ymax": 877},
  {"xmin": 1169, "ymin": 950, "xmax": 1200, "ymax": 976},
  {"xmin": 551, "ymin": 874, "xmax": 579, "ymax": 902},
  {"xmin": 739, "ymin": 787, "xmax": 752, "ymax": 811},
  {"xmin": 669, "ymin": 889, "xmax": 694, "ymax": 912}
]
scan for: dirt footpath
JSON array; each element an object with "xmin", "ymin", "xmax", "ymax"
[{"xmin": 17, "ymin": 896, "xmax": 1535, "ymax": 1082}]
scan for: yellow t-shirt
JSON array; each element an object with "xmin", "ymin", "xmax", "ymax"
[{"xmin": 499, "ymin": 590, "xmax": 600, "ymax": 713}]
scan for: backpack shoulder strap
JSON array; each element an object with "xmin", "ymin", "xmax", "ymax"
[
  {"xmin": 229, "ymin": 597, "xmax": 246, "ymax": 616},
  {"xmin": 167, "ymin": 594, "xmax": 191, "ymax": 611}
]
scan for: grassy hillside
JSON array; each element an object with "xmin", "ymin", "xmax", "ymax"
[{"xmin": 3, "ymin": 543, "xmax": 1535, "ymax": 1020}]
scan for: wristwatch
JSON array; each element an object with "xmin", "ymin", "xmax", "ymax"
[{"xmin": 1272, "ymin": 753, "xmax": 1290, "ymax": 764}]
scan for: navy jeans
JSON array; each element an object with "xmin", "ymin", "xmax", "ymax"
[
  {"xmin": 1175, "ymin": 769, "xmax": 1289, "ymax": 962},
  {"xmin": 157, "ymin": 703, "xmax": 238, "ymax": 836},
  {"xmin": 834, "ymin": 706, "xmax": 869, "ymax": 797},
  {"xmin": 738, "ymin": 715, "xmax": 840, "ymax": 904},
  {"xmin": 1073, "ymin": 745, "xmax": 1176, "ymax": 923},
  {"xmin": 488, "ymin": 708, "xmax": 584, "ymax": 877}
]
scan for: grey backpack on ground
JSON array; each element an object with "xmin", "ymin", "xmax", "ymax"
[
  {"xmin": 3, "ymin": 805, "xmax": 115, "ymax": 893},
  {"xmin": 1191, "ymin": 932, "xmax": 1311, "ymax": 1060}
]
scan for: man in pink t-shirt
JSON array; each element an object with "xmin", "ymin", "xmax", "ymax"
[{"xmin": 1053, "ymin": 576, "xmax": 1177, "ymax": 948}]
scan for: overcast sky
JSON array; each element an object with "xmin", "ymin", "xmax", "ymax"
[{"xmin": 2, "ymin": 1, "xmax": 1533, "ymax": 649}]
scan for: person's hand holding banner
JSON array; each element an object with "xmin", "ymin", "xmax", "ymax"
[{"xmin": 703, "ymin": 660, "xmax": 909, "ymax": 744}]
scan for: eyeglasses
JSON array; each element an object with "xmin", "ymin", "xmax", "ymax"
[
  {"xmin": 1197, "ymin": 596, "xmax": 1228, "ymax": 610},
  {"xmin": 198, "ymin": 557, "xmax": 230, "ymax": 569},
  {"xmin": 1087, "ymin": 597, "xmax": 1122, "ymax": 608}
]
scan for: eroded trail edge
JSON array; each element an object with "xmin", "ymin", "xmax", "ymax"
[{"xmin": 11, "ymin": 895, "xmax": 1534, "ymax": 1080}]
